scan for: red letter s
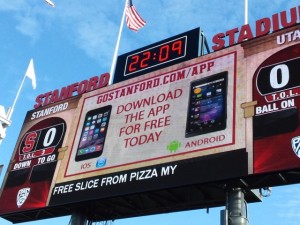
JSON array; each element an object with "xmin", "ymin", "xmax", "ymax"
[{"xmin": 212, "ymin": 33, "xmax": 225, "ymax": 51}]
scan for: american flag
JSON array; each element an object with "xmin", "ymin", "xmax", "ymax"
[{"xmin": 125, "ymin": 0, "xmax": 146, "ymax": 31}]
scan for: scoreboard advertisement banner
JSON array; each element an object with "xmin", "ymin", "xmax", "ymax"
[
  {"xmin": 49, "ymin": 48, "xmax": 248, "ymax": 206},
  {"xmin": 65, "ymin": 52, "xmax": 238, "ymax": 176},
  {"xmin": 0, "ymin": 97, "xmax": 80, "ymax": 215}
]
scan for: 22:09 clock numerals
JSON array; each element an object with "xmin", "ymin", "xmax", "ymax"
[
  {"xmin": 127, "ymin": 39, "xmax": 184, "ymax": 73},
  {"xmin": 129, "ymin": 52, "xmax": 151, "ymax": 72}
]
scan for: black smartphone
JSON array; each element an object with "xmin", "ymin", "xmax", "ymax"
[
  {"xmin": 75, "ymin": 105, "xmax": 112, "ymax": 161},
  {"xmin": 185, "ymin": 71, "xmax": 228, "ymax": 137}
]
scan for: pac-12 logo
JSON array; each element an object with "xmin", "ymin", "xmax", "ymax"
[
  {"xmin": 291, "ymin": 136, "xmax": 300, "ymax": 158},
  {"xmin": 16, "ymin": 188, "xmax": 30, "ymax": 208}
]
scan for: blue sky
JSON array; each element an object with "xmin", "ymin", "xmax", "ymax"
[{"xmin": 0, "ymin": 0, "xmax": 300, "ymax": 224}]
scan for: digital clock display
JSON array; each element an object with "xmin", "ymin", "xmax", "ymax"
[
  {"xmin": 125, "ymin": 36, "xmax": 187, "ymax": 76},
  {"xmin": 114, "ymin": 28, "xmax": 200, "ymax": 83}
]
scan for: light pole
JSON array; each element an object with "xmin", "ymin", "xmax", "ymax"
[{"xmin": 244, "ymin": 0, "xmax": 248, "ymax": 24}]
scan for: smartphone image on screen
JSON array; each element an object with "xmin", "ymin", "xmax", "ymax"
[
  {"xmin": 185, "ymin": 71, "xmax": 228, "ymax": 137},
  {"xmin": 75, "ymin": 105, "xmax": 112, "ymax": 161}
]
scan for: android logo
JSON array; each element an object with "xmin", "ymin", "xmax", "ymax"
[{"xmin": 167, "ymin": 140, "xmax": 181, "ymax": 153}]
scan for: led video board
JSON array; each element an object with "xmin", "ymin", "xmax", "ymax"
[
  {"xmin": 48, "ymin": 47, "xmax": 247, "ymax": 206},
  {"xmin": 1, "ymin": 5, "xmax": 300, "ymax": 222}
]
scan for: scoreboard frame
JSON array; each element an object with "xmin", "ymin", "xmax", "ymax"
[{"xmin": 1, "ymin": 6, "xmax": 300, "ymax": 223}]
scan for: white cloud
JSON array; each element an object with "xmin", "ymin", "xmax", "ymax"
[
  {"xmin": 50, "ymin": 0, "xmax": 121, "ymax": 64},
  {"xmin": 74, "ymin": 20, "xmax": 118, "ymax": 63},
  {"xmin": 15, "ymin": 14, "xmax": 41, "ymax": 41},
  {"xmin": 0, "ymin": 0, "xmax": 299, "ymax": 69},
  {"xmin": 0, "ymin": 0, "xmax": 44, "ymax": 41},
  {"xmin": 0, "ymin": 0, "xmax": 27, "ymax": 11},
  {"xmin": 273, "ymin": 186, "xmax": 300, "ymax": 219}
]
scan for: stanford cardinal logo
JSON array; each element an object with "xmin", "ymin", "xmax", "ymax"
[
  {"xmin": 16, "ymin": 188, "xmax": 30, "ymax": 208},
  {"xmin": 291, "ymin": 136, "xmax": 300, "ymax": 158}
]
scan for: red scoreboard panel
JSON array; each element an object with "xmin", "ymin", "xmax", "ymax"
[
  {"xmin": 250, "ymin": 34, "xmax": 300, "ymax": 174},
  {"xmin": 0, "ymin": 97, "xmax": 80, "ymax": 215}
]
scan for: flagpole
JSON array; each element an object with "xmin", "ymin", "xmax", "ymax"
[
  {"xmin": 7, "ymin": 73, "xmax": 27, "ymax": 120},
  {"xmin": 244, "ymin": 0, "xmax": 248, "ymax": 24},
  {"xmin": 109, "ymin": 0, "xmax": 129, "ymax": 85}
]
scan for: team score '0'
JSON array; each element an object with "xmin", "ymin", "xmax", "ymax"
[
  {"xmin": 126, "ymin": 36, "xmax": 187, "ymax": 75},
  {"xmin": 256, "ymin": 57, "xmax": 300, "ymax": 96},
  {"xmin": 19, "ymin": 123, "xmax": 65, "ymax": 158}
]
